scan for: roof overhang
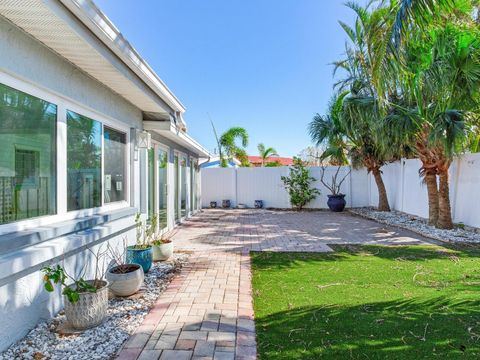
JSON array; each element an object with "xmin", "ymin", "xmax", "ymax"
[
  {"xmin": 144, "ymin": 121, "xmax": 211, "ymax": 158},
  {"xmin": 0, "ymin": 0, "xmax": 186, "ymax": 125}
]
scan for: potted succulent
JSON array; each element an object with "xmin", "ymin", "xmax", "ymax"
[
  {"xmin": 151, "ymin": 229, "xmax": 177, "ymax": 261},
  {"xmin": 42, "ymin": 248, "xmax": 108, "ymax": 330},
  {"xmin": 106, "ymin": 238, "xmax": 144, "ymax": 297},
  {"xmin": 126, "ymin": 213, "xmax": 153, "ymax": 273},
  {"xmin": 320, "ymin": 164, "xmax": 351, "ymax": 212}
]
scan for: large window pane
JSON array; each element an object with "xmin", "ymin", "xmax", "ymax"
[
  {"xmin": 104, "ymin": 127, "xmax": 126, "ymax": 203},
  {"xmin": 0, "ymin": 83, "xmax": 56, "ymax": 224},
  {"xmin": 67, "ymin": 110, "xmax": 101, "ymax": 211},
  {"xmin": 158, "ymin": 148, "xmax": 168, "ymax": 229}
]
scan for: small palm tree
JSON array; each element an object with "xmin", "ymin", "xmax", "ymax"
[
  {"xmin": 257, "ymin": 143, "xmax": 279, "ymax": 166},
  {"xmin": 218, "ymin": 127, "xmax": 249, "ymax": 167}
]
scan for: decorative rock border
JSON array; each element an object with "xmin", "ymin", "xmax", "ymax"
[
  {"xmin": 350, "ymin": 207, "xmax": 480, "ymax": 244},
  {"xmin": 0, "ymin": 254, "xmax": 188, "ymax": 360}
]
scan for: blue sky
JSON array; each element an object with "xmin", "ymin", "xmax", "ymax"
[{"xmin": 95, "ymin": 0, "xmax": 357, "ymax": 157}]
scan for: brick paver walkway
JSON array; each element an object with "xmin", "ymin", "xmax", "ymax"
[{"xmin": 116, "ymin": 209, "xmax": 431, "ymax": 360}]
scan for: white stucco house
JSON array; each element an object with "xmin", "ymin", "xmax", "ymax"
[{"xmin": 0, "ymin": 0, "xmax": 209, "ymax": 351}]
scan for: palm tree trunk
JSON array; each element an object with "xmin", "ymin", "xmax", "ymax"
[
  {"xmin": 424, "ymin": 172, "xmax": 439, "ymax": 226},
  {"xmin": 437, "ymin": 169, "xmax": 453, "ymax": 229},
  {"xmin": 372, "ymin": 167, "xmax": 390, "ymax": 212}
]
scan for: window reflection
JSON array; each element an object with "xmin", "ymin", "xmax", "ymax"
[
  {"xmin": 67, "ymin": 110, "xmax": 101, "ymax": 211},
  {"xmin": 0, "ymin": 83, "xmax": 57, "ymax": 224}
]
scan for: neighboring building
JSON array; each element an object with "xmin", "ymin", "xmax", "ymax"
[
  {"xmin": 200, "ymin": 156, "xmax": 241, "ymax": 169},
  {"xmin": 247, "ymin": 156, "xmax": 294, "ymax": 167},
  {"xmin": 0, "ymin": 0, "xmax": 209, "ymax": 351}
]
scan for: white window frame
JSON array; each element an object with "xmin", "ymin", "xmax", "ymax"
[{"xmin": 0, "ymin": 70, "xmax": 131, "ymax": 235}]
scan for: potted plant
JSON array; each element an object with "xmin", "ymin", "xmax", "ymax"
[
  {"xmin": 320, "ymin": 164, "xmax": 351, "ymax": 212},
  {"xmin": 254, "ymin": 200, "xmax": 263, "ymax": 209},
  {"xmin": 151, "ymin": 229, "xmax": 177, "ymax": 261},
  {"xmin": 126, "ymin": 213, "xmax": 153, "ymax": 273},
  {"xmin": 42, "ymin": 248, "xmax": 108, "ymax": 330},
  {"xmin": 106, "ymin": 238, "xmax": 144, "ymax": 297}
]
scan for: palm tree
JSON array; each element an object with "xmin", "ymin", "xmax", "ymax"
[
  {"xmin": 309, "ymin": 91, "xmax": 395, "ymax": 212},
  {"xmin": 382, "ymin": 1, "xmax": 480, "ymax": 228},
  {"xmin": 312, "ymin": 2, "xmax": 403, "ymax": 212},
  {"xmin": 218, "ymin": 127, "xmax": 249, "ymax": 167},
  {"xmin": 257, "ymin": 143, "xmax": 279, "ymax": 166}
]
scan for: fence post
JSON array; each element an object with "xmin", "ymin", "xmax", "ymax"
[{"xmin": 234, "ymin": 167, "xmax": 238, "ymax": 208}]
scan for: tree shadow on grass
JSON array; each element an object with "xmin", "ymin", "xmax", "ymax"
[{"xmin": 256, "ymin": 297, "xmax": 480, "ymax": 360}]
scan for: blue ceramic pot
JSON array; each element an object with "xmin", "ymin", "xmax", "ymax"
[
  {"xmin": 327, "ymin": 194, "xmax": 346, "ymax": 212},
  {"xmin": 126, "ymin": 246, "xmax": 153, "ymax": 273},
  {"xmin": 254, "ymin": 200, "xmax": 263, "ymax": 209}
]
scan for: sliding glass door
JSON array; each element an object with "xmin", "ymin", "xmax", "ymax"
[
  {"xmin": 174, "ymin": 154, "xmax": 179, "ymax": 222},
  {"xmin": 157, "ymin": 147, "xmax": 168, "ymax": 231},
  {"xmin": 180, "ymin": 156, "xmax": 187, "ymax": 218}
]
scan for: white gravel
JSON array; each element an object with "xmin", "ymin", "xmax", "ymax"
[
  {"xmin": 0, "ymin": 254, "xmax": 188, "ymax": 360},
  {"xmin": 350, "ymin": 207, "xmax": 480, "ymax": 244}
]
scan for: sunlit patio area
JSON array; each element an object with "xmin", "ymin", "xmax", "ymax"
[{"xmin": 115, "ymin": 209, "xmax": 435, "ymax": 359}]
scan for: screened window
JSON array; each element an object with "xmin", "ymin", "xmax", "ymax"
[
  {"xmin": 0, "ymin": 83, "xmax": 57, "ymax": 224},
  {"xmin": 104, "ymin": 127, "xmax": 126, "ymax": 203},
  {"xmin": 67, "ymin": 110, "xmax": 102, "ymax": 211}
]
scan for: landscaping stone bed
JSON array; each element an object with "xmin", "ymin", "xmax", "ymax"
[
  {"xmin": 0, "ymin": 254, "xmax": 188, "ymax": 360},
  {"xmin": 350, "ymin": 207, "xmax": 480, "ymax": 244}
]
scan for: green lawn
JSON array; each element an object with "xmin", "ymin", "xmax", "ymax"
[{"xmin": 251, "ymin": 245, "xmax": 480, "ymax": 359}]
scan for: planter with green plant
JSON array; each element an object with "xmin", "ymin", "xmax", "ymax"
[
  {"xmin": 106, "ymin": 237, "xmax": 144, "ymax": 297},
  {"xmin": 151, "ymin": 229, "xmax": 177, "ymax": 261},
  {"xmin": 320, "ymin": 164, "xmax": 351, "ymax": 212},
  {"xmin": 126, "ymin": 213, "xmax": 153, "ymax": 273},
  {"xmin": 42, "ymin": 248, "xmax": 109, "ymax": 330}
]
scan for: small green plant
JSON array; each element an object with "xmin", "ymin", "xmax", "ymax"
[
  {"xmin": 42, "ymin": 265, "xmax": 97, "ymax": 303},
  {"xmin": 42, "ymin": 246, "xmax": 107, "ymax": 303},
  {"xmin": 281, "ymin": 157, "xmax": 320, "ymax": 210},
  {"xmin": 151, "ymin": 228, "xmax": 178, "ymax": 246}
]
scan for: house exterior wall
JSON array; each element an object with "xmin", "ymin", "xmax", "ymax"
[{"xmin": 0, "ymin": 15, "xmax": 201, "ymax": 352}]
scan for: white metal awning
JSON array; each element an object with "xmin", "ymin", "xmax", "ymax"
[{"xmin": 143, "ymin": 121, "xmax": 210, "ymax": 158}]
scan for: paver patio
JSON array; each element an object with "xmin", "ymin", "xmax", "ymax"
[{"xmin": 116, "ymin": 209, "xmax": 432, "ymax": 360}]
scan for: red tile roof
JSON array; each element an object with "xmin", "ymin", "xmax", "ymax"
[{"xmin": 248, "ymin": 156, "xmax": 294, "ymax": 166}]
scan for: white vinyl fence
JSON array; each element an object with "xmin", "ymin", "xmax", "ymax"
[{"xmin": 201, "ymin": 152, "xmax": 480, "ymax": 228}]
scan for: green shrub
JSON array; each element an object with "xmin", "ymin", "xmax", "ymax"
[{"xmin": 281, "ymin": 157, "xmax": 320, "ymax": 210}]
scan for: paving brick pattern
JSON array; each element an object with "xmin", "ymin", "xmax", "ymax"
[{"xmin": 117, "ymin": 209, "xmax": 431, "ymax": 359}]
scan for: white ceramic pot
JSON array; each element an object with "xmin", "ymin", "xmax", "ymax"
[
  {"xmin": 64, "ymin": 280, "xmax": 108, "ymax": 330},
  {"xmin": 152, "ymin": 242, "xmax": 174, "ymax": 261},
  {"xmin": 106, "ymin": 264, "xmax": 144, "ymax": 297}
]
